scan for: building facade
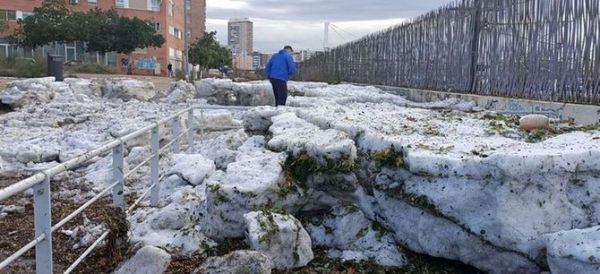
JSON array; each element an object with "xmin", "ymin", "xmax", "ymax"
[
  {"xmin": 189, "ymin": 0, "xmax": 206, "ymax": 42},
  {"xmin": 0, "ymin": 0, "xmax": 206, "ymax": 76},
  {"xmin": 227, "ymin": 18, "xmax": 253, "ymax": 56},
  {"xmin": 228, "ymin": 18, "xmax": 253, "ymax": 70}
]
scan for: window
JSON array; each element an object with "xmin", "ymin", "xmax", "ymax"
[
  {"xmin": 150, "ymin": 21, "xmax": 160, "ymax": 31},
  {"xmin": 169, "ymin": 26, "xmax": 181, "ymax": 39},
  {"xmin": 168, "ymin": 0, "xmax": 174, "ymax": 16},
  {"xmin": 88, "ymin": 0, "xmax": 97, "ymax": 5},
  {"xmin": 151, "ymin": 0, "xmax": 160, "ymax": 11},
  {"xmin": 116, "ymin": 0, "xmax": 125, "ymax": 8},
  {"xmin": 0, "ymin": 10, "xmax": 17, "ymax": 21},
  {"xmin": 21, "ymin": 12, "xmax": 34, "ymax": 19}
]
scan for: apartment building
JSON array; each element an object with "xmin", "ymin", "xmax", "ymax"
[
  {"xmin": 0, "ymin": 0, "xmax": 206, "ymax": 76},
  {"xmin": 228, "ymin": 18, "xmax": 253, "ymax": 70}
]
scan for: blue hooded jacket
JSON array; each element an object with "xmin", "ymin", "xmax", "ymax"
[{"xmin": 265, "ymin": 49, "xmax": 297, "ymax": 81}]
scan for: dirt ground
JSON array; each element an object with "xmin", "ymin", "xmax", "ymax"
[{"xmin": 0, "ymin": 73, "xmax": 174, "ymax": 94}]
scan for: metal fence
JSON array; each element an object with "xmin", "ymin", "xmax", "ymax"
[
  {"xmin": 0, "ymin": 105, "xmax": 250, "ymax": 274},
  {"xmin": 298, "ymin": 0, "xmax": 600, "ymax": 105}
]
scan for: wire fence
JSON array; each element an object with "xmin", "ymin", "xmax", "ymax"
[
  {"xmin": 298, "ymin": 0, "xmax": 600, "ymax": 105},
  {"xmin": 0, "ymin": 105, "xmax": 250, "ymax": 274}
]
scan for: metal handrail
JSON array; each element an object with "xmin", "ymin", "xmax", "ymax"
[{"xmin": 0, "ymin": 105, "xmax": 251, "ymax": 274}]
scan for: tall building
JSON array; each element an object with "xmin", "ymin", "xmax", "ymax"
[
  {"xmin": 189, "ymin": 0, "xmax": 206, "ymax": 42},
  {"xmin": 0, "ymin": 0, "xmax": 206, "ymax": 76},
  {"xmin": 228, "ymin": 18, "xmax": 253, "ymax": 56}
]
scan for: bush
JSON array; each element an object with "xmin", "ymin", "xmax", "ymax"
[
  {"xmin": 0, "ymin": 57, "xmax": 47, "ymax": 78},
  {"xmin": 66, "ymin": 63, "xmax": 117, "ymax": 74}
]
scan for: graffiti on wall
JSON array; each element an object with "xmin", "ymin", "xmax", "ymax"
[
  {"xmin": 482, "ymin": 98, "xmax": 565, "ymax": 119},
  {"xmin": 135, "ymin": 57, "xmax": 158, "ymax": 70}
]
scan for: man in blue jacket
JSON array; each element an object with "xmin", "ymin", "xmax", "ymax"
[{"xmin": 265, "ymin": 45, "xmax": 297, "ymax": 106}]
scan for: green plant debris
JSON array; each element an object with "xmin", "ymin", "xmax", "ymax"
[
  {"xmin": 423, "ymin": 125, "xmax": 445, "ymax": 137},
  {"xmin": 525, "ymin": 129, "xmax": 548, "ymax": 143},
  {"xmin": 355, "ymin": 227, "xmax": 367, "ymax": 239},
  {"xmin": 208, "ymin": 184, "xmax": 229, "ymax": 203},
  {"xmin": 257, "ymin": 212, "xmax": 279, "ymax": 246},
  {"xmin": 283, "ymin": 152, "xmax": 356, "ymax": 183},
  {"xmin": 482, "ymin": 113, "xmax": 519, "ymax": 126},
  {"xmin": 207, "ymin": 184, "xmax": 221, "ymax": 193},
  {"xmin": 371, "ymin": 146, "xmax": 404, "ymax": 168},
  {"xmin": 371, "ymin": 220, "xmax": 387, "ymax": 241},
  {"xmin": 274, "ymin": 248, "xmax": 483, "ymax": 274}
]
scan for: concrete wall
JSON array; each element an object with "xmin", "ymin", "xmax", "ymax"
[{"xmin": 369, "ymin": 84, "xmax": 600, "ymax": 126}]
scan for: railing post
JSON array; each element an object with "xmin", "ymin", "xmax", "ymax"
[
  {"xmin": 33, "ymin": 175, "xmax": 53, "ymax": 274},
  {"xmin": 187, "ymin": 109, "xmax": 194, "ymax": 152},
  {"xmin": 112, "ymin": 142, "xmax": 124, "ymax": 209},
  {"xmin": 171, "ymin": 116, "xmax": 181, "ymax": 153},
  {"xmin": 150, "ymin": 126, "xmax": 160, "ymax": 206},
  {"xmin": 199, "ymin": 109, "xmax": 205, "ymax": 140}
]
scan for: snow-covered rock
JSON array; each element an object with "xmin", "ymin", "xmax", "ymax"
[
  {"xmin": 196, "ymin": 78, "xmax": 233, "ymax": 97},
  {"xmin": 167, "ymin": 154, "xmax": 215, "ymax": 186},
  {"xmin": 305, "ymin": 205, "xmax": 408, "ymax": 267},
  {"xmin": 544, "ymin": 226, "xmax": 600, "ymax": 274},
  {"xmin": 129, "ymin": 183, "xmax": 214, "ymax": 254},
  {"xmin": 127, "ymin": 146, "xmax": 150, "ymax": 166},
  {"xmin": 162, "ymin": 80, "xmax": 196, "ymax": 104},
  {"xmin": 84, "ymin": 155, "xmax": 130, "ymax": 190},
  {"xmin": 233, "ymin": 82, "xmax": 274, "ymax": 106},
  {"xmin": 64, "ymin": 78, "xmax": 102, "ymax": 97},
  {"xmin": 194, "ymin": 78, "xmax": 274, "ymax": 106},
  {"xmin": 61, "ymin": 217, "xmax": 106, "ymax": 249},
  {"xmin": 243, "ymin": 107, "xmax": 285, "ymax": 133},
  {"xmin": 0, "ymin": 77, "xmax": 55, "ymax": 108},
  {"xmin": 191, "ymin": 129, "xmax": 248, "ymax": 169},
  {"xmin": 373, "ymin": 189, "xmax": 540, "ymax": 273},
  {"xmin": 267, "ymin": 112, "xmax": 357, "ymax": 165},
  {"xmin": 1, "ymin": 205, "xmax": 25, "ymax": 214},
  {"xmin": 192, "ymin": 110, "xmax": 239, "ymax": 131},
  {"xmin": 192, "ymin": 250, "xmax": 273, "ymax": 274},
  {"xmin": 244, "ymin": 211, "xmax": 314, "ymax": 269},
  {"xmin": 113, "ymin": 246, "xmax": 171, "ymax": 274},
  {"xmin": 102, "ymin": 78, "xmax": 156, "ymax": 102},
  {"xmin": 202, "ymin": 139, "xmax": 291, "ymax": 239}
]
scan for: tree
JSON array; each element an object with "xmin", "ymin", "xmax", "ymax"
[
  {"xmin": 13, "ymin": 3, "xmax": 165, "ymax": 74},
  {"xmin": 189, "ymin": 31, "xmax": 232, "ymax": 76},
  {"xmin": 13, "ymin": 0, "xmax": 70, "ymax": 50}
]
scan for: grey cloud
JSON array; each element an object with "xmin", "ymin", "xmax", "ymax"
[{"xmin": 208, "ymin": 0, "xmax": 455, "ymax": 22}]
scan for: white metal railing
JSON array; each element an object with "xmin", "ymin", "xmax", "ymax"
[{"xmin": 0, "ymin": 105, "xmax": 251, "ymax": 274}]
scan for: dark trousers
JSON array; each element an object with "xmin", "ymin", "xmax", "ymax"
[{"xmin": 270, "ymin": 78, "xmax": 288, "ymax": 106}]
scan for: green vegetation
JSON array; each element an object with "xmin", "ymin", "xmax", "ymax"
[
  {"xmin": 0, "ymin": 57, "xmax": 47, "ymax": 78},
  {"xmin": 257, "ymin": 211, "xmax": 279, "ymax": 246},
  {"xmin": 189, "ymin": 31, "xmax": 232, "ymax": 74},
  {"xmin": 525, "ymin": 129, "xmax": 548, "ymax": 143},
  {"xmin": 275, "ymin": 248, "xmax": 483, "ymax": 274},
  {"xmin": 371, "ymin": 146, "xmax": 404, "ymax": 168},
  {"xmin": 481, "ymin": 113, "xmax": 520, "ymax": 127},
  {"xmin": 283, "ymin": 152, "xmax": 356, "ymax": 183},
  {"xmin": 207, "ymin": 184, "xmax": 229, "ymax": 203},
  {"xmin": 12, "ymin": 0, "xmax": 165, "ymax": 75},
  {"xmin": 66, "ymin": 63, "xmax": 117, "ymax": 74}
]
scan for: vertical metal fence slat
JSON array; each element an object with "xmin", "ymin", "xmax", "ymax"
[
  {"xmin": 112, "ymin": 143, "xmax": 124, "ymax": 209},
  {"xmin": 150, "ymin": 126, "xmax": 160, "ymax": 207},
  {"xmin": 33, "ymin": 176, "xmax": 53, "ymax": 274},
  {"xmin": 172, "ymin": 116, "xmax": 181, "ymax": 153},
  {"xmin": 187, "ymin": 109, "xmax": 194, "ymax": 152}
]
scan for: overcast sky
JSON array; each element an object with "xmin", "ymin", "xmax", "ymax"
[{"xmin": 206, "ymin": 0, "xmax": 454, "ymax": 53}]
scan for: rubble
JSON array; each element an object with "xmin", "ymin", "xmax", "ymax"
[
  {"xmin": 113, "ymin": 246, "xmax": 171, "ymax": 274},
  {"xmin": 193, "ymin": 250, "xmax": 273, "ymax": 274},
  {"xmin": 244, "ymin": 211, "xmax": 314, "ymax": 269}
]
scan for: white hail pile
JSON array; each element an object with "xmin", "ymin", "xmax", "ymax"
[{"xmin": 0, "ymin": 77, "xmax": 598, "ymax": 274}]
